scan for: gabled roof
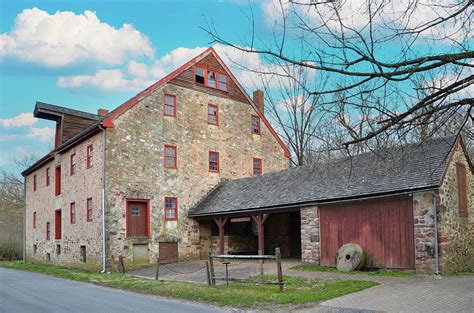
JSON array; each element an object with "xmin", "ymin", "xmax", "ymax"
[
  {"xmin": 102, "ymin": 47, "xmax": 290, "ymax": 158},
  {"xmin": 34, "ymin": 101, "xmax": 102, "ymax": 121},
  {"xmin": 189, "ymin": 135, "xmax": 466, "ymax": 218}
]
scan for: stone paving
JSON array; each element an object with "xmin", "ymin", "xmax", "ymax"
[{"xmin": 130, "ymin": 261, "xmax": 474, "ymax": 312}]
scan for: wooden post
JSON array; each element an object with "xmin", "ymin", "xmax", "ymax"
[
  {"xmin": 275, "ymin": 247, "xmax": 283, "ymax": 292},
  {"xmin": 118, "ymin": 255, "xmax": 126, "ymax": 273},
  {"xmin": 208, "ymin": 251, "xmax": 216, "ymax": 286},
  {"xmin": 214, "ymin": 218, "xmax": 228, "ymax": 255},
  {"xmin": 205, "ymin": 261, "xmax": 211, "ymax": 286},
  {"xmin": 252, "ymin": 214, "xmax": 269, "ymax": 275},
  {"xmin": 155, "ymin": 256, "xmax": 160, "ymax": 280}
]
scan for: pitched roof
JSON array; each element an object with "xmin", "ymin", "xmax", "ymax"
[
  {"xmin": 102, "ymin": 47, "xmax": 290, "ymax": 157},
  {"xmin": 189, "ymin": 135, "xmax": 462, "ymax": 218},
  {"xmin": 34, "ymin": 101, "xmax": 102, "ymax": 121}
]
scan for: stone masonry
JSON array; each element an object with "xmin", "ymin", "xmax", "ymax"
[
  {"xmin": 300, "ymin": 206, "xmax": 320, "ymax": 264},
  {"xmin": 412, "ymin": 191, "xmax": 437, "ymax": 273},
  {"xmin": 104, "ymin": 82, "xmax": 288, "ymax": 269},
  {"xmin": 25, "ymin": 133, "xmax": 104, "ymax": 270}
]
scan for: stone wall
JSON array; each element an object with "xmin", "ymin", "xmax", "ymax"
[
  {"xmin": 413, "ymin": 191, "xmax": 437, "ymax": 273},
  {"xmin": 104, "ymin": 82, "xmax": 288, "ymax": 269},
  {"xmin": 300, "ymin": 206, "xmax": 320, "ymax": 263},
  {"xmin": 437, "ymin": 142, "xmax": 474, "ymax": 274},
  {"xmin": 25, "ymin": 132, "xmax": 104, "ymax": 270},
  {"xmin": 0, "ymin": 203, "xmax": 23, "ymax": 260}
]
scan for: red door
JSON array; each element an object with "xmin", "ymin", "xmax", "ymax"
[
  {"xmin": 127, "ymin": 201, "xmax": 148, "ymax": 237},
  {"xmin": 55, "ymin": 209, "xmax": 62, "ymax": 240},
  {"xmin": 159, "ymin": 242, "xmax": 178, "ymax": 264},
  {"xmin": 319, "ymin": 195, "xmax": 415, "ymax": 269}
]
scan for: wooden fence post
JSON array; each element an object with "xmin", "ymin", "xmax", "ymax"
[
  {"xmin": 118, "ymin": 255, "xmax": 126, "ymax": 274},
  {"xmin": 208, "ymin": 251, "xmax": 215, "ymax": 286},
  {"xmin": 275, "ymin": 247, "xmax": 283, "ymax": 292},
  {"xmin": 205, "ymin": 261, "xmax": 211, "ymax": 286},
  {"xmin": 155, "ymin": 256, "xmax": 160, "ymax": 280}
]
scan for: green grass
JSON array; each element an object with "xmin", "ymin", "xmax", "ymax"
[
  {"xmin": 0, "ymin": 261, "xmax": 378, "ymax": 308},
  {"xmin": 290, "ymin": 265, "xmax": 415, "ymax": 277}
]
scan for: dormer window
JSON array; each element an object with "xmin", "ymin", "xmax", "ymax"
[{"xmin": 195, "ymin": 66, "xmax": 228, "ymax": 92}]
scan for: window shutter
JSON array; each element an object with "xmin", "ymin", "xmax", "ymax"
[{"xmin": 456, "ymin": 163, "xmax": 468, "ymax": 217}]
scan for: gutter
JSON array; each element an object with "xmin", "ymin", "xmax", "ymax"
[
  {"xmin": 100, "ymin": 124, "xmax": 107, "ymax": 273},
  {"xmin": 432, "ymin": 192, "xmax": 440, "ymax": 275}
]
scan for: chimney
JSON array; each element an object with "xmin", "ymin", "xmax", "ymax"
[
  {"xmin": 253, "ymin": 90, "xmax": 264, "ymax": 114},
  {"xmin": 97, "ymin": 109, "xmax": 109, "ymax": 116}
]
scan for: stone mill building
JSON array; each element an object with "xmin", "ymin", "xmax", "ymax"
[{"xmin": 23, "ymin": 48, "xmax": 473, "ymax": 274}]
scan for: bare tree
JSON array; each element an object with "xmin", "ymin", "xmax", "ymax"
[{"xmin": 205, "ymin": 0, "xmax": 473, "ymax": 150}]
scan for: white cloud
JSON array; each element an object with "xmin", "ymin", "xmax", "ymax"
[
  {"xmin": 0, "ymin": 112, "xmax": 37, "ymax": 128},
  {"xmin": 0, "ymin": 8, "xmax": 154, "ymax": 67},
  {"xmin": 28, "ymin": 127, "xmax": 54, "ymax": 142}
]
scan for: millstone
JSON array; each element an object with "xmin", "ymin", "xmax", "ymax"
[{"xmin": 336, "ymin": 243, "xmax": 365, "ymax": 272}]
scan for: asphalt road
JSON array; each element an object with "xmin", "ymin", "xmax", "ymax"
[{"xmin": 0, "ymin": 268, "xmax": 227, "ymax": 313}]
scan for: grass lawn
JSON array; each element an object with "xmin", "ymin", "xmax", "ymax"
[
  {"xmin": 290, "ymin": 265, "xmax": 415, "ymax": 277},
  {"xmin": 0, "ymin": 261, "xmax": 378, "ymax": 308}
]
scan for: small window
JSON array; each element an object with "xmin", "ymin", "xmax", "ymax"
[
  {"xmin": 80, "ymin": 245, "xmax": 86, "ymax": 263},
  {"xmin": 86, "ymin": 145, "xmax": 93, "ymax": 169},
  {"xmin": 46, "ymin": 222, "xmax": 50, "ymax": 240},
  {"xmin": 164, "ymin": 197, "xmax": 178, "ymax": 220},
  {"xmin": 86, "ymin": 198, "xmax": 93, "ymax": 222},
  {"xmin": 46, "ymin": 168, "xmax": 50, "ymax": 186},
  {"xmin": 56, "ymin": 244, "xmax": 61, "ymax": 256},
  {"xmin": 253, "ymin": 158, "xmax": 262, "ymax": 176},
  {"xmin": 195, "ymin": 67, "xmax": 205, "ymax": 84},
  {"xmin": 131, "ymin": 207, "xmax": 140, "ymax": 216},
  {"xmin": 251, "ymin": 115, "xmax": 261, "ymax": 134},
  {"xmin": 208, "ymin": 104, "xmax": 218, "ymax": 125},
  {"xmin": 164, "ymin": 145, "xmax": 177, "ymax": 168},
  {"xmin": 33, "ymin": 244, "xmax": 37, "ymax": 254},
  {"xmin": 209, "ymin": 151, "xmax": 220, "ymax": 173},
  {"xmin": 164, "ymin": 94, "xmax": 177, "ymax": 117},
  {"xmin": 207, "ymin": 71, "xmax": 217, "ymax": 88},
  {"xmin": 33, "ymin": 175, "xmax": 37, "ymax": 192},
  {"xmin": 218, "ymin": 74, "xmax": 228, "ymax": 91},
  {"xmin": 70, "ymin": 154, "xmax": 76, "ymax": 176},
  {"xmin": 33, "ymin": 212, "xmax": 37, "ymax": 229},
  {"xmin": 456, "ymin": 163, "xmax": 468, "ymax": 217},
  {"xmin": 70, "ymin": 202, "xmax": 76, "ymax": 224}
]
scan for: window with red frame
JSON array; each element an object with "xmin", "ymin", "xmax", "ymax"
[
  {"xmin": 456, "ymin": 163, "xmax": 468, "ymax": 217},
  {"xmin": 164, "ymin": 94, "xmax": 177, "ymax": 116},
  {"xmin": 46, "ymin": 168, "xmax": 50, "ymax": 186},
  {"xmin": 251, "ymin": 115, "xmax": 261, "ymax": 134},
  {"xmin": 55, "ymin": 166, "xmax": 61, "ymax": 196},
  {"xmin": 70, "ymin": 202, "xmax": 76, "ymax": 224},
  {"xmin": 46, "ymin": 222, "xmax": 50, "ymax": 240},
  {"xmin": 33, "ymin": 212, "xmax": 36, "ymax": 229},
  {"xmin": 209, "ymin": 151, "xmax": 220, "ymax": 172},
  {"xmin": 164, "ymin": 197, "xmax": 178, "ymax": 220},
  {"xmin": 70, "ymin": 154, "xmax": 76, "ymax": 175},
  {"xmin": 86, "ymin": 198, "xmax": 92, "ymax": 222},
  {"xmin": 164, "ymin": 145, "xmax": 177, "ymax": 168},
  {"xmin": 86, "ymin": 144, "xmax": 93, "ymax": 168},
  {"xmin": 253, "ymin": 158, "xmax": 262, "ymax": 176},
  {"xmin": 208, "ymin": 104, "xmax": 218, "ymax": 125},
  {"xmin": 195, "ymin": 66, "xmax": 228, "ymax": 92},
  {"xmin": 33, "ymin": 175, "xmax": 37, "ymax": 191}
]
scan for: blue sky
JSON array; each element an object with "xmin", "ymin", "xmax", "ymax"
[{"xmin": 0, "ymin": 0, "xmax": 265, "ymax": 169}]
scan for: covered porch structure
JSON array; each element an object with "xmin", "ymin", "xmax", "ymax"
[{"xmin": 192, "ymin": 207, "xmax": 301, "ymax": 259}]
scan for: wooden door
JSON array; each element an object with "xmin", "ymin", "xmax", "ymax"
[
  {"xmin": 319, "ymin": 195, "xmax": 415, "ymax": 269},
  {"xmin": 127, "ymin": 201, "xmax": 148, "ymax": 237},
  {"xmin": 159, "ymin": 242, "xmax": 178, "ymax": 264}
]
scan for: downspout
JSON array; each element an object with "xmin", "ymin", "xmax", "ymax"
[
  {"xmin": 432, "ymin": 192, "xmax": 440, "ymax": 275},
  {"xmin": 23, "ymin": 176, "xmax": 26, "ymax": 262},
  {"xmin": 100, "ymin": 125, "xmax": 107, "ymax": 273}
]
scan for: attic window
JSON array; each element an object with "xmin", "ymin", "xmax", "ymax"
[
  {"xmin": 195, "ymin": 66, "xmax": 228, "ymax": 92},
  {"xmin": 456, "ymin": 163, "xmax": 468, "ymax": 217},
  {"xmin": 164, "ymin": 94, "xmax": 177, "ymax": 117},
  {"xmin": 251, "ymin": 115, "xmax": 261, "ymax": 134}
]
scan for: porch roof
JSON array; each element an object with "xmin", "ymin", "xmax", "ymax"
[{"xmin": 189, "ymin": 135, "xmax": 460, "ymax": 218}]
